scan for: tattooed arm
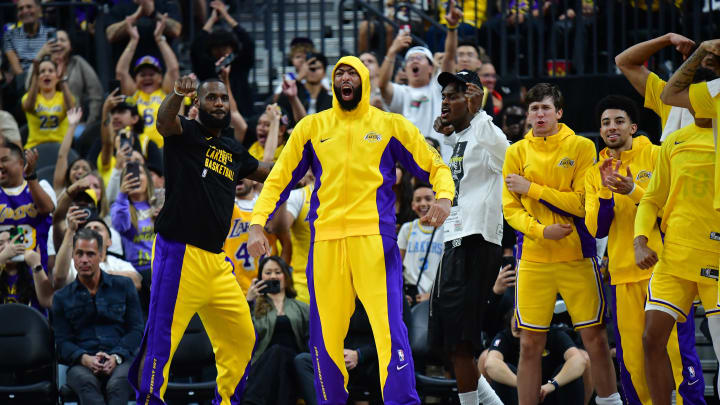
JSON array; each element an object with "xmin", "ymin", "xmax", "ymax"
[{"xmin": 660, "ymin": 40, "xmax": 720, "ymax": 109}]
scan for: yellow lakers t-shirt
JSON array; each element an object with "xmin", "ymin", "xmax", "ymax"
[
  {"xmin": 223, "ymin": 198, "xmax": 278, "ymax": 294},
  {"xmin": 23, "ymin": 91, "xmax": 70, "ymax": 148},
  {"xmin": 248, "ymin": 141, "xmax": 285, "ymax": 162},
  {"xmin": 134, "ymin": 89, "xmax": 166, "ymax": 149}
]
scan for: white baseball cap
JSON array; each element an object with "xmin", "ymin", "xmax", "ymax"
[{"xmin": 405, "ymin": 46, "xmax": 434, "ymax": 65}]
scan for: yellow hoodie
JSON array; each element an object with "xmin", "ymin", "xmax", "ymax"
[
  {"xmin": 502, "ymin": 124, "xmax": 597, "ymax": 263},
  {"xmin": 585, "ymin": 136, "xmax": 661, "ymax": 285},
  {"xmin": 250, "ymin": 56, "xmax": 454, "ymax": 241}
]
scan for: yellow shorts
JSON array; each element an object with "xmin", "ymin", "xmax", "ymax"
[
  {"xmin": 646, "ymin": 244, "xmax": 720, "ymax": 322},
  {"xmin": 515, "ymin": 258, "xmax": 604, "ymax": 332}
]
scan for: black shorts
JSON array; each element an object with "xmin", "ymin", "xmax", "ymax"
[{"xmin": 429, "ymin": 233, "xmax": 501, "ymax": 352}]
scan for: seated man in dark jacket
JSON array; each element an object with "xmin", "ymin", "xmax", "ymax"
[{"xmin": 52, "ymin": 228, "xmax": 143, "ymax": 405}]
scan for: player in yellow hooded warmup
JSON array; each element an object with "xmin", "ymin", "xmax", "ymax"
[{"xmin": 247, "ymin": 56, "xmax": 455, "ymax": 405}]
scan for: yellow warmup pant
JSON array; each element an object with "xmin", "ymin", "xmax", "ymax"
[
  {"xmin": 129, "ymin": 234, "xmax": 256, "ymax": 405},
  {"xmin": 611, "ymin": 280, "xmax": 704, "ymax": 405},
  {"xmin": 307, "ymin": 234, "xmax": 419, "ymax": 405}
]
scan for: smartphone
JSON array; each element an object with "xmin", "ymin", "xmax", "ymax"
[
  {"xmin": 261, "ymin": 279, "xmax": 281, "ymax": 295},
  {"xmin": 108, "ymin": 79, "xmax": 121, "ymax": 93},
  {"xmin": 47, "ymin": 30, "xmax": 57, "ymax": 42},
  {"xmin": 501, "ymin": 255, "xmax": 516, "ymax": 270},
  {"xmin": 78, "ymin": 205, "xmax": 98, "ymax": 220},
  {"xmin": 215, "ymin": 52, "xmax": 236, "ymax": 74},
  {"xmin": 9, "ymin": 227, "xmax": 25, "ymax": 245},
  {"xmin": 119, "ymin": 130, "xmax": 133, "ymax": 151},
  {"xmin": 285, "ymin": 72, "xmax": 296, "ymax": 82},
  {"xmin": 126, "ymin": 161, "xmax": 141, "ymax": 188}
]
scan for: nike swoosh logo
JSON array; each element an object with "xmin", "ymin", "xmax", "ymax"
[
  {"xmin": 396, "ymin": 363, "xmax": 409, "ymax": 371},
  {"xmin": 687, "ymin": 379, "xmax": 700, "ymax": 386},
  {"xmin": 320, "ymin": 138, "xmax": 331, "ymax": 143},
  {"xmin": 675, "ymin": 141, "xmax": 684, "ymax": 145}
]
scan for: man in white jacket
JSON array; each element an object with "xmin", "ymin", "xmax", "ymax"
[{"xmin": 429, "ymin": 69, "xmax": 508, "ymax": 405}]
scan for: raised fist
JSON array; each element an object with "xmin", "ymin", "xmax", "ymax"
[{"xmin": 174, "ymin": 76, "xmax": 197, "ymax": 97}]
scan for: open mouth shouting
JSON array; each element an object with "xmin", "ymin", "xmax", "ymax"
[
  {"xmin": 340, "ymin": 83, "xmax": 354, "ymax": 101},
  {"xmin": 441, "ymin": 106, "xmax": 450, "ymax": 120}
]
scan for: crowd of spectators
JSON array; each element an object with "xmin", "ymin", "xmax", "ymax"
[{"xmin": 0, "ymin": 0, "xmax": 718, "ymax": 404}]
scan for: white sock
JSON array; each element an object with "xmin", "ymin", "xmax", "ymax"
[
  {"xmin": 476, "ymin": 375, "xmax": 503, "ymax": 405},
  {"xmin": 707, "ymin": 316, "xmax": 720, "ymax": 392},
  {"xmin": 458, "ymin": 390, "xmax": 478, "ymax": 405},
  {"xmin": 595, "ymin": 392, "xmax": 622, "ymax": 405}
]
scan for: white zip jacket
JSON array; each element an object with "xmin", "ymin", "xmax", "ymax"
[{"xmin": 443, "ymin": 110, "xmax": 509, "ymax": 245}]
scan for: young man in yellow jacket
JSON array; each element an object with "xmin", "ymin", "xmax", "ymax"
[
  {"xmin": 502, "ymin": 83, "xmax": 621, "ymax": 405},
  {"xmin": 586, "ymin": 95, "xmax": 704, "ymax": 405},
  {"xmin": 247, "ymin": 56, "xmax": 454, "ymax": 405}
]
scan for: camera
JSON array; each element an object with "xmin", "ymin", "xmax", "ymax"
[{"xmin": 78, "ymin": 206, "xmax": 98, "ymax": 220}]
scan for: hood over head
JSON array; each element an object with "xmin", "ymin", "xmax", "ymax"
[{"xmin": 331, "ymin": 56, "xmax": 371, "ymax": 117}]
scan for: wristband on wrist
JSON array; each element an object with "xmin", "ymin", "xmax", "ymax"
[
  {"xmin": 447, "ymin": 24, "xmax": 458, "ymax": 30},
  {"xmin": 548, "ymin": 379, "xmax": 559, "ymax": 390},
  {"xmin": 174, "ymin": 88, "xmax": 184, "ymax": 97},
  {"xmin": 25, "ymin": 172, "xmax": 37, "ymax": 181}
]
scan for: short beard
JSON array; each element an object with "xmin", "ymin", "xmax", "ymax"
[
  {"xmin": 198, "ymin": 107, "xmax": 231, "ymax": 130},
  {"xmin": 334, "ymin": 83, "xmax": 362, "ymax": 111}
]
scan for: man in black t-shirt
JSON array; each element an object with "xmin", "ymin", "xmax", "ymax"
[
  {"xmin": 127, "ymin": 76, "xmax": 272, "ymax": 405},
  {"xmin": 484, "ymin": 311, "xmax": 588, "ymax": 405}
]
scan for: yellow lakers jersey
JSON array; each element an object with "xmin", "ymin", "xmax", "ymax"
[
  {"xmin": 248, "ymin": 141, "xmax": 285, "ymax": 162},
  {"xmin": 23, "ymin": 91, "xmax": 70, "ymax": 148},
  {"xmin": 290, "ymin": 185, "xmax": 313, "ymax": 303},
  {"xmin": 223, "ymin": 199, "xmax": 278, "ymax": 293},
  {"xmin": 134, "ymin": 89, "xmax": 165, "ymax": 149}
]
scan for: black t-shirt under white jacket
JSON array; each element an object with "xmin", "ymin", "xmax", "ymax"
[{"xmin": 443, "ymin": 110, "xmax": 509, "ymax": 245}]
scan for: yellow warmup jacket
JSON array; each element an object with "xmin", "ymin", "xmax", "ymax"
[
  {"xmin": 635, "ymin": 125, "xmax": 720, "ymax": 264},
  {"xmin": 251, "ymin": 56, "xmax": 454, "ymax": 240},
  {"xmin": 585, "ymin": 136, "xmax": 661, "ymax": 284},
  {"xmin": 502, "ymin": 124, "xmax": 597, "ymax": 263}
]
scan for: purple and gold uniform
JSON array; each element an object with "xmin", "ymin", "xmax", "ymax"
[
  {"xmin": 250, "ymin": 56, "xmax": 454, "ymax": 405},
  {"xmin": 128, "ymin": 116, "xmax": 259, "ymax": 405},
  {"xmin": 0, "ymin": 181, "xmax": 52, "ymax": 269},
  {"xmin": 585, "ymin": 136, "xmax": 703, "ymax": 404}
]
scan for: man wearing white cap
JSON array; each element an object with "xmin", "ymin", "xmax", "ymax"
[{"xmin": 377, "ymin": 1, "xmax": 462, "ymax": 161}]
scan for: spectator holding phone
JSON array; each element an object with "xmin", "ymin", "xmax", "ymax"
[
  {"xmin": 191, "ymin": 0, "xmax": 255, "ymax": 117},
  {"xmin": 25, "ymin": 30, "xmax": 103, "ymax": 124},
  {"xmin": 0, "ymin": 230, "xmax": 53, "ymax": 310},
  {"xmin": 111, "ymin": 161, "xmax": 154, "ymax": 283},
  {"xmin": 21, "ymin": 55, "xmax": 76, "ymax": 148},
  {"xmin": 243, "ymin": 256, "xmax": 310, "ymax": 404},
  {"xmin": 52, "ymin": 172, "xmax": 119, "ymax": 257},
  {"xmin": 0, "ymin": 142, "xmax": 55, "ymax": 270},
  {"xmin": 96, "ymin": 91, "xmax": 162, "ymax": 185},
  {"xmin": 51, "ymin": 227, "xmax": 143, "ymax": 405},
  {"xmin": 53, "ymin": 208, "xmax": 141, "ymax": 291},
  {"xmin": 277, "ymin": 52, "xmax": 332, "ymax": 128},
  {"xmin": 115, "ymin": 15, "xmax": 179, "ymax": 149},
  {"xmin": 2, "ymin": 0, "xmax": 57, "ymax": 77}
]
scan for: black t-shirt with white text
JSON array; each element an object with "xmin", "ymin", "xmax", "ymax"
[{"xmin": 155, "ymin": 116, "xmax": 259, "ymax": 253}]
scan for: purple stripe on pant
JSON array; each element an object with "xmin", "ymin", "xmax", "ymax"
[
  {"xmin": 609, "ymin": 284, "xmax": 642, "ymax": 405},
  {"xmin": 380, "ymin": 235, "xmax": 420, "ymax": 404},
  {"xmin": 676, "ymin": 306, "xmax": 706, "ymax": 405},
  {"xmin": 128, "ymin": 234, "xmax": 186, "ymax": 405}
]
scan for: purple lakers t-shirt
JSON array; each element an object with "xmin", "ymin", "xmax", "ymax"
[
  {"xmin": 111, "ymin": 195, "xmax": 154, "ymax": 272},
  {"xmin": 0, "ymin": 182, "xmax": 52, "ymax": 269}
]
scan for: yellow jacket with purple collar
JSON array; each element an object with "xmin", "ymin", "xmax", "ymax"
[
  {"xmin": 502, "ymin": 124, "xmax": 597, "ymax": 263},
  {"xmin": 584, "ymin": 135, "xmax": 661, "ymax": 284},
  {"xmin": 250, "ymin": 56, "xmax": 454, "ymax": 241}
]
